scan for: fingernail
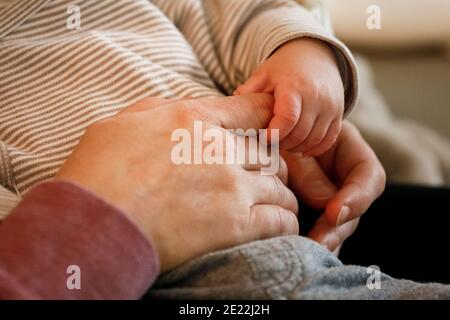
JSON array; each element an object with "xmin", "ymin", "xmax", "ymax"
[
  {"xmin": 336, "ymin": 205, "xmax": 351, "ymax": 226},
  {"xmin": 310, "ymin": 181, "xmax": 335, "ymax": 200}
]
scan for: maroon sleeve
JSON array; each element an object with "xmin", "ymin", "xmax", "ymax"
[{"xmin": 0, "ymin": 181, "xmax": 160, "ymax": 299}]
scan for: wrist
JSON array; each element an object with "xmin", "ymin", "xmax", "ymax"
[
  {"xmin": 277, "ymin": 37, "xmax": 338, "ymax": 63},
  {"xmin": 53, "ymin": 175, "xmax": 151, "ymax": 238}
]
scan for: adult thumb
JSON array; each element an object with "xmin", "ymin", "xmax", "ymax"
[
  {"xmin": 119, "ymin": 97, "xmax": 178, "ymax": 114},
  {"xmin": 196, "ymin": 93, "xmax": 274, "ymax": 131}
]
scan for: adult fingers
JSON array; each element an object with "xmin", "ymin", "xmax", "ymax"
[
  {"xmin": 308, "ymin": 214, "xmax": 360, "ymax": 252},
  {"xmin": 188, "ymin": 93, "xmax": 275, "ymax": 131},
  {"xmin": 333, "ymin": 244, "xmax": 343, "ymax": 257},
  {"xmin": 282, "ymin": 151, "xmax": 337, "ymax": 210},
  {"xmin": 322, "ymin": 123, "xmax": 386, "ymax": 226},
  {"xmin": 248, "ymin": 205, "xmax": 299, "ymax": 241},
  {"xmin": 131, "ymin": 94, "xmax": 274, "ymax": 134},
  {"xmin": 245, "ymin": 156, "xmax": 288, "ymax": 185},
  {"xmin": 325, "ymin": 164, "xmax": 385, "ymax": 226},
  {"xmin": 231, "ymin": 134, "xmax": 287, "ymax": 183},
  {"xmin": 248, "ymin": 173, "xmax": 298, "ymax": 214}
]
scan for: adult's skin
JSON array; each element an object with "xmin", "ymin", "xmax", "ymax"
[
  {"xmin": 56, "ymin": 94, "xmax": 299, "ymax": 272},
  {"xmin": 57, "ymin": 93, "xmax": 385, "ymax": 271},
  {"xmin": 128, "ymin": 96, "xmax": 386, "ymax": 255},
  {"xmin": 284, "ymin": 121, "xmax": 386, "ymax": 253}
]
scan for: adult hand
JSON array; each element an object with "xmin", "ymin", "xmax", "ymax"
[
  {"xmin": 283, "ymin": 121, "xmax": 386, "ymax": 253},
  {"xmin": 56, "ymin": 94, "xmax": 299, "ymax": 272}
]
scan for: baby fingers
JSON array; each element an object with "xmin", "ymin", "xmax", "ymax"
[{"xmin": 303, "ymin": 118, "xmax": 342, "ymax": 157}]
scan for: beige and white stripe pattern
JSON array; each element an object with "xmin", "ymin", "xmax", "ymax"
[{"xmin": 0, "ymin": 0, "xmax": 358, "ymax": 219}]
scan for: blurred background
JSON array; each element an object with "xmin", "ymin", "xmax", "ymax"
[{"xmin": 322, "ymin": 0, "xmax": 450, "ymax": 186}]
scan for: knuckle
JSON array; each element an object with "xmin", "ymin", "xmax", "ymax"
[
  {"xmin": 257, "ymin": 206, "xmax": 284, "ymax": 237},
  {"xmin": 255, "ymin": 69, "xmax": 268, "ymax": 78},
  {"xmin": 290, "ymin": 129, "xmax": 307, "ymax": 142},
  {"xmin": 321, "ymin": 139, "xmax": 335, "ymax": 152},
  {"xmin": 308, "ymin": 133, "xmax": 324, "ymax": 146},
  {"xmin": 280, "ymin": 109, "xmax": 299, "ymax": 127},
  {"xmin": 277, "ymin": 208, "xmax": 298, "ymax": 235},
  {"xmin": 333, "ymin": 118, "xmax": 343, "ymax": 133},
  {"xmin": 277, "ymin": 157, "xmax": 288, "ymax": 182},
  {"xmin": 324, "ymin": 94, "xmax": 338, "ymax": 110},
  {"xmin": 326, "ymin": 92, "xmax": 344, "ymax": 113},
  {"xmin": 271, "ymin": 175, "xmax": 285, "ymax": 204},
  {"xmin": 173, "ymin": 104, "xmax": 197, "ymax": 125},
  {"xmin": 329, "ymin": 101, "xmax": 341, "ymax": 115},
  {"xmin": 303, "ymin": 82, "xmax": 343, "ymax": 115},
  {"xmin": 275, "ymin": 206, "xmax": 285, "ymax": 235},
  {"xmin": 347, "ymin": 182, "xmax": 370, "ymax": 214},
  {"xmin": 250, "ymin": 69, "xmax": 268, "ymax": 83},
  {"xmin": 325, "ymin": 130, "xmax": 339, "ymax": 146},
  {"xmin": 285, "ymin": 126, "xmax": 309, "ymax": 145},
  {"xmin": 251, "ymin": 92, "xmax": 273, "ymax": 112},
  {"xmin": 302, "ymin": 83, "xmax": 321, "ymax": 102},
  {"xmin": 243, "ymin": 206, "xmax": 265, "ymax": 240},
  {"xmin": 288, "ymin": 189, "xmax": 299, "ymax": 214}
]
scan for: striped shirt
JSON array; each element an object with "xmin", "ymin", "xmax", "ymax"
[{"xmin": 0, "ymin": 0, "xmax": 358, "ymax": 220}]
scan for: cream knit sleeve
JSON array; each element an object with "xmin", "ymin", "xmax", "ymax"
[{"xmin": 153, "ymin": 0, "xmax": 358, "ymax": 115}]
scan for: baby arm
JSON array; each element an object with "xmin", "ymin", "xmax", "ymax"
[{"xmin": 153, "ymin": 0, "xmax": 358, "ymax": 154}]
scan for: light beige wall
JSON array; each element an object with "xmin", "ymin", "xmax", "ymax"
[{"xmin": 322, "ymin": 0, "xmax": 450, "ymax": 49}]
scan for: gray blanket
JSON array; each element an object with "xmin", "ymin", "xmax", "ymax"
[{"xmin": 148, "ymin": 236, "xmax": 450, "ymax": 300}]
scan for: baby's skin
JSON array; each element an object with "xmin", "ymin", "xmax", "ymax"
[{"xmin": 234, "ymin": 38, "xmax": 345, "ymax": 157}]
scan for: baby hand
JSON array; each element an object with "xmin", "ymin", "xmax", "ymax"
[{"xmin": 234, "ymin": 38, "xmax": 345, "ymax": 157}]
